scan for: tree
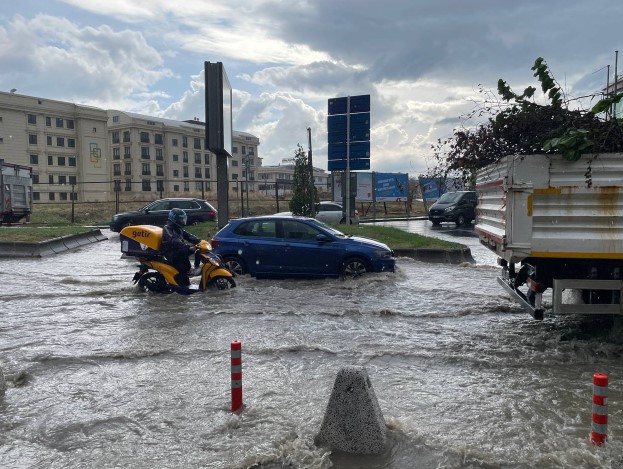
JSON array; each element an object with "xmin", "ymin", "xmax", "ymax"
[
  {"xmin": 289, "ymin": 144, "xmax": 318, "ymax": 216},
  {"xmin": 430, "ymin": 57, "xmax": 623, "ymax": 182}
]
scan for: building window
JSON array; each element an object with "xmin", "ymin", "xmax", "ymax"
[
  {"xmin": 157, "ymin": 180, "xmax": 164, "ymax": 192},
  {"xmin": 142, "ymin": 180, "xmax": 151, "ymax": 191},
  {"xmin": 204, "ymin": 154, "xmax": 210, "ymax": 165},
  {"xmin": 248, "ymin": 147, "xmax": 254, "ymax": 155},
  {"xmin": 141, "ymin": 147, "xmax": 150, "ymax": 159},
  {"xmin": 68, "ymin": 138, "xmax": 75, "ymax": 148},
  {"xmin": 112, "ymin": 115, "xmax": 119, "ymax": 123},
  {"xmin": 204, "ymin": 168, "xmax": 210, "ymax": 179},
  {"xmin": 125, "ymin": 162, "xmax": 132, "ymax": 175},
  {"xmin": 184, "ymin": 181, "xmax": 189, "ymax": 192},
  {"xmin": 32, "ymin": 174, "xmax": 39, "ymax": 183},
  {"xmin": 46, "ymin": 116, "xmax": 52, "ymax": 127},
  {"xmin": 30, "ymin": 154, "xmax": 38, "ymax": 164},
  {"xmin": 69, "ymin": 157, "xmax": 76, "ymax": 167},
  {"xmin": 232, "ymin": 146, "xmax": 238, "ymax": 154},
  {"xmin": 195, "ymin": 167, "xmax": 202, "ymax": 178},
  {"xmin": 56, "ymin": 137, "xmax": 65, "ymax": 147},
  {"xmin": 114, "ymin": 164, "xmax": 121, "ymax": 176},
  {"xmin": 173, "ymin": 169, "xmax": 179, "ymax": 177},
  {"xmin": 195, "ymin": 181, "xmax": 203, "ymax": 191},
  {"xmin": 242, "ymin": 145, "xmax": 246, "ymax": 154},
  {"xmin": 112, "ymin": 131, "xmax": 120, "ymax": 144},
  {"xmin": 69, "ymin": 176, "xmax": 76, "ymax": 184},
  {"xmin": 28, "ymin": 114, "xmax": 37, "ymax": 125},
  {"xmin": 231, "ymin": 160, "xmax": 238, "ymax": 167},
  {"xmin": 142, "ymin": 163, "xmax": 151, "ymax": 175},
  {"xmin": 172, "ymin": 138, "xmax": 178, "ymax": 147},
  {"xmin": 56, "ymin": 118, "xmax": 64, "ymax": 128},
  {"xmin": 125, "ymin": 179, "xmax": 132, "ymax": 191},
  {"xmin": 194, "ymin": 153, "xmax": 201, "ymax": 164},
  {"xmin": 155, "ymin": 133, "xmax": 163, "ymax": 145},
  {"xmin": 173, "ymin": 154, "xmax": 179, "ymax": 162},
  {"xmin": 194, "ymin": 137, "xmax": 201, "ymax": 149},
  {"xmin": 59, "ymin": 175, "xmax": 67, "ymax": 184},
  {"xmin": 33, "ymin": 192, "xmax": 40, "ymax": 201},
  {"xmin": 49, "ymin": 175, "xmax": 54, "ymax": 184},
  {"xmin": 124, "ymin": 146, "xmax": 131, "ymax": 158},
  {"xmin": 47, "ymin": 136, "xmax": 52, "ymax": 146},
  {"xmin": 156, "ymin": 164, "xmax": 164, "ymax": 176},
  {"xmin": 49, "ymin": 192, "xmax": 55, "ymax": 201},
  {"xmin": 183, "ymin": 151, "xmax": 188, "ymax": 163},
  {"xmin": 57, "ymin": 157, "xmax": 66, "ymax": 166},
  {"xmin": 140, "ymin": 132, "xmax": 149, "ymax": 143},
  {"xmin": 29, "ymin": 134, "xmax": 38, "ymax": 145},
  {"xmin": 182, "ymin": 136, "xmax": 188, "ymax": 148},
  {"xmin": 66, "ymin": 120, "xmax": 74, "ymax": 129},
  {"xmin": 123, "ymin": 131, "xmax": 130, "ymax": 142},
  {"xmin": 183, "ymin": 166, "xmax": 189, "ymax": 178},
  {"xmin": 113, "ymin": 148, "xmax": 120, "ymax": 159},
  {"xmin": 174, "ymin": 185, "xmax": 180, "ymax": 192},
  {"xmin": 48, "ymin": 155, "xmax": 53, "ymax": 165},
  {"xmin": 156, "ymin": 148, "xmax": 163, "ymax": 160},
  {"xmin": 59, "ymin": 192, "xmax": 68, "ymax": 201}
]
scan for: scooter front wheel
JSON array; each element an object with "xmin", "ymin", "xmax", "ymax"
[
  {"xmin": 207, "ymin": 276, "xmax": 236, "ymax": 291},
  {"xmin": 138, "ymin": 272, "xmax": 170, "ymax": 293}
]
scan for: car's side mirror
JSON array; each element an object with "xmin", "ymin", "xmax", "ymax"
[{"xmin": 315, "ymin": 234, "xmax": 331, "ymax": 242}]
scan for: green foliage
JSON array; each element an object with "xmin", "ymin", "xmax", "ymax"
[
  {"xmin": 430, "ymin": 57, "xmax": 623, "ymax": 180},
  {"xmin": 289, "ymin": 144, "xmax": 317, "ymax": 216}
]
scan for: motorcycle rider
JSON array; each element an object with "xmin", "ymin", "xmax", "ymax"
[{"xmin": 161, "ymin": 208, "xmax": 201, "ymax": 287}]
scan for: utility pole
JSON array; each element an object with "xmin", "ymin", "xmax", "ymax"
[{"xmin": 307, "ymin": 127, "xmax": 315, "ymax": 217}]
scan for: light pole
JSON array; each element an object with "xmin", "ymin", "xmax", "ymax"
[{"xmin": 244, "ymin": 156, "xmax": 250, "ymax": 214}]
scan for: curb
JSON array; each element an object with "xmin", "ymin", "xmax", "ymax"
[
  {"xmin": 0, "ymin": 229, "xmax": 108, "ymax": 258},
  {"xmin": 394, "ymin": 246, "xmax": 475, "ymax": 264}
]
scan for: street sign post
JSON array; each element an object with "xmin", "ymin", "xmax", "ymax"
[{"xmin": 327, "ymin": 94, "xmax": 370, "ymax": 223}]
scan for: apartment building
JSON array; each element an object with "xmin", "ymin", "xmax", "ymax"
[
  {"xmin": 0, "ymin": 91, "xmax": 109, "ymax": 202},
  {"xmin": 257, "ymin": 162, "xmax": 331, "ymax": 196},
  {"xmin": 0, "ymin": 91, "xmax": 261, "ymax": 203}
]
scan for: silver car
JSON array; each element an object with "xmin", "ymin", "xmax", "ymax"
[{"xmin": 275, "ymin": 201, "xmax": 360, "ymax": 224}]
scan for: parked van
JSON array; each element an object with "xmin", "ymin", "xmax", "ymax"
[{"xmin": 428, "ymin": 190, "xmax": 477, "ymax": 226}]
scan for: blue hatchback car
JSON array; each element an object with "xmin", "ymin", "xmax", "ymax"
[{"xmin": 210, "ymin": 216, "xmax": 395, "ymax": 278}]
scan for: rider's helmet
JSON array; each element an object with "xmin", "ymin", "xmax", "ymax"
[{"xmin": 168, "ymin": 208, "xmax": 187, "ymax": 226}]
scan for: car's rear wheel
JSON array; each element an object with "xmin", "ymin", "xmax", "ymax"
[
  {"xmin": 455, "ymin": 214, "xmax": 466, "ymax": 226},
  {"xmin": 223, "ymin": 256, "xmax": 247, "ymax": 276},
  {"xmin": 341, "ymin": 257, "xmax": 370, "ymax": 279}
]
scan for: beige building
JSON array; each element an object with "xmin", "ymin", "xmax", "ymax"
[
  {"xmin": 0, "ymin": 91, "xmax": 263, "ymax": 203},
  {"xmin": 0, "ymin": 91, "xmax": 109, "ymax": 202},
  {"xmin": 257, "ymin": 162, "xmax": 331, "ymax": 197}
]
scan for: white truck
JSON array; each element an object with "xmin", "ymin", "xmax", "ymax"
[
  {"xmin": 475, "ymin": 153, "xmax": 623, "ymax": 319},
  {"xmin": 0, "ymin": 159, "xmax": 33, "ymax": 225}
]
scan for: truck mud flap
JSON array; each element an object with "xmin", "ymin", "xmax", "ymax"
[{"xmin": 497, "ymin": 276, "xmax": 544, "ymax": 320}]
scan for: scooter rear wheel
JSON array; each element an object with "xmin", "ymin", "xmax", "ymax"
[
  {"xmin": 208, "ymin": 276, "xmax": 236, "ymax": 291},
  {"xmin": 138, "ymin": 272, "xmax": 169, "ymax": 293}
]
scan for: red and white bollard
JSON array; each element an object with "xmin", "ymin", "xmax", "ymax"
[
  {"xmin": 591, "ymin": 372, "xmax": 608, "ymax": 446},
  {"xmin": 231, "ymin": 340, "xmax": 243, "ymax": 413}
]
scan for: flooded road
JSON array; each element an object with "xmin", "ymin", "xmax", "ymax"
[{"xmin": 1, "ymin": 222, "xmax": 622, "ymax": 468}]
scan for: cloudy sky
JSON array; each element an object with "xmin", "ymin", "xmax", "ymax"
[{"xmin": 1, "ymin": 0, "xmax": 621, "ymax": 176}]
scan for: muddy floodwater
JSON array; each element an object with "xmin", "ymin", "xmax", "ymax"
[{"xmin": 1, "ymin": 221, "xmax": 622, "ymax": 468}]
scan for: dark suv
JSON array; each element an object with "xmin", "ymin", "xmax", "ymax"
[
  {"xmin": 109, "ymin": 198, "xmax": 217, "ymax": 232},
  {"xmin": 428, "ymin": 191, "xmax": 477, "ymax": 226}
]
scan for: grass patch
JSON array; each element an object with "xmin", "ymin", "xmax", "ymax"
[
  {"xmin": 0, "ymin": 219, "xmax": 462, "ymax": 251},
  {"xmin": 335, "ymin": 223, "xmax": 461, "ymax": 249},
  {"xmin": 0, "ymin": 225, "xmax": 97, "ymax": 242}
]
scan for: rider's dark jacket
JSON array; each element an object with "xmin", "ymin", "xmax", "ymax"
[{"xmin": 161, "ymin": 220, "xmax": 200, "ymax": 285}]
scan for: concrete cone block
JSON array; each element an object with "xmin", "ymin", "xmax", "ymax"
[{"xmin": 315, "ymin": 366, "xmax": 387, "ymax": 454}]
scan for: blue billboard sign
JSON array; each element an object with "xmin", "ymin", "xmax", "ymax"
[
  {"xmin": 328, "ymin": 158, "xmax": 370, "ymax": 171},
  {"xmin": 375, "ymin": 173, "xmax": 408, "ymax": 201},
  {"xmin": 327, "ymin": 94, "xmax": 371, "ymax": 172}
]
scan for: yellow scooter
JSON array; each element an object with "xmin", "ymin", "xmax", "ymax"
[{"xmin": 120, "ymin": 225, "xmax": 235, "ymax": 294}]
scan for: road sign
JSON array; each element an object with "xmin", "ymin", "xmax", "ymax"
[
  {"xmin": 328, "ymin": 95, "xmax": 371, "ymax": 115},
  {"xmin": 327, "ymin": 141, "xmax": 370, "ymax": 160},
  {"xmin": 328, "ymin": 159, "xmax": 370, "ymax": 171}
]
